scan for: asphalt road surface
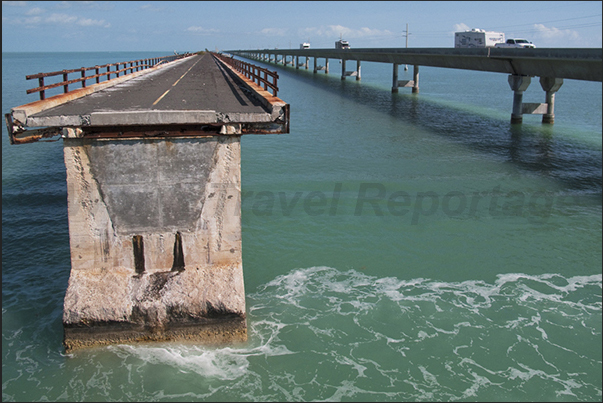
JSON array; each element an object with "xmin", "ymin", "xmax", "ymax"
[{"xmin": 32, "ymin": 53, "xmax": 269, "ymax": 118}]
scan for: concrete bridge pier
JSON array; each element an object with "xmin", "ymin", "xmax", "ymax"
[
  {"xmin": 392, "ymin": 63, "xmax": 399, "ymax": 92},
  {"xmin": 540, "ymin": 77, "xmax": 563, "ymax": 124},
  {"xmin": 411, "ymin": 65, "xmax": 419, "ymax": 93},
  {"xmin": 325, "ymin": 58, "xmax": 329, "ymax": 74},
  {"xmin": 296, "ymin": 56, "xmax": 299, "ymax": 69},
  {"xmin": 61, "ymin": 131, "xmax": 247, "ymax": 351},
  {"xmin": 508, "ymin": 75, "xmax": 532, "ymax": 124},
  {"xmin": 341, "ymin": 59, "xmax": 361, "ymax": 80},
  {"xmin": 392, "ymin": 64, "xmax": 419, "ymax": 93}
]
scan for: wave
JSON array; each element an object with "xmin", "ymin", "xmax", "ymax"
[{"xmin": 93, "ymin": 267, "xmax": 601, "ymax": 401}]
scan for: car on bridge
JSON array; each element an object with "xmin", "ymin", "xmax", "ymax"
[{"xmin": 495, "ymin": 39, "xmax": 536, "ymax": 48}]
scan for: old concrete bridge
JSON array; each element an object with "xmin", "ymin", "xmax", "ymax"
[
  {"xmin": 5, "ymin": 46, "xmax": 601, "ymax": 351},
  {"xmin": 227, "ymin": 47, "xmax": 602, "ymax": 124},
  {"xmin": 5, "ymin": 52, "xmax": 289, "ymax": 351}
]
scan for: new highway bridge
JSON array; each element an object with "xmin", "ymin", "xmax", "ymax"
[{"xmin": 227, "ymin": 47, "xmax": 602, "ymax": 123}]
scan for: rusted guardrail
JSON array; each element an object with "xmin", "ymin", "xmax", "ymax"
[
  {"xmin": 26, "ymin": 53, "xmax": 194, "ymax": 100},
  {"xmin": 212, "ymin": 52, "xmax": 278, "ymax": 97}
]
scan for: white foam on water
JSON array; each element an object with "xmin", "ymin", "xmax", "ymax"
[{"xmin": 94, "ymin": 266, "xmax": 601, "ymax": 401}]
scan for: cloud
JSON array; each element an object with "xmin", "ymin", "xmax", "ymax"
[
  {"xmin": 453, "ymin": 23, "xmax": 470, "ymax": 33},
  {"xmin": 9, "ymin": 12, "xmax": 111, "ymax": 28},
  {"xmin": 2, "ymin": 1, "xmax": 28, "ymax": 6},
  {"xmin": 139, "ymin": 4, "xmax": 163, "ymax": 12},
  {"xmin": 259, "ymin": 27, "xmax": 288, "ymax": 37},
  {"xmin": 187, "ymin": 26, "xmax": 220, "ymax": 34},
  {"xmin": 46, "ymin": 13, "xmax": 77, "ymax": 24},
  {"xmin": 77, "ymin": 17, "xmax": 109, "ymax": 27},
  {"xmin": 532, "ymin": 23, "xmax": 579, "ymax": 41},
  {"xmin": 24, "ymin": 16, "xmax": 41, "ymax": 25},
  {"xmin": 26, "ymin": 7, "xmax": 44, "ymax": 15},
  {"xmin": 299, "ymin": 25, "xmax": 393, "ymax": 40}
]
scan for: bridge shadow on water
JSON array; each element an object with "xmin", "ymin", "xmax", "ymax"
[{"xmin": 267, "ymin": 61, "xmax": 601, "ymax": 198}]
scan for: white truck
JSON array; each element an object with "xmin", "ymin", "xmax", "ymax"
[
  {"xmin": 494, "ymin": 39, "xmax": 536, "ymax": 48},
  {"xmin": 300, "ymin": 42, "xmax": 310, "ymax": 49},
  {"xmin": 454, "ymin": 28, "xmax": 505, "ymax": 48},
  {"xmin": 335, "ymin": 39, "xmax": 350, "ymax": 49}
]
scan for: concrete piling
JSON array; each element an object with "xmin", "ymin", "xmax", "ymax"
[
  {"xmin": 412, "ymin": 65, "xmax": 419, "ymax": 94},
  {"xmin": 508, "ymin": 75, "xmax": 531, "ymax": 124},
  {"xmin": 61, "ymin": 134, "xmax": 247, "ymax": 351},
  {"xmin": 540, "ymin": 77, "xmax": 563, "ymax": 124}
]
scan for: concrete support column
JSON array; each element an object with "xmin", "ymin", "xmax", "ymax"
[
  {"xmin": 282, "ymin": 55, "xmax": 286, "ymax": 65},
  {"xmin": 61, "ymin": 134, "xmax": 247, "ymax": 351},
  {"xmin": 508, "ymin": 75, "xmax": 531, "ymax": 124},
  {"xmin": 356, "ymin": 60, "xmax": 361, "ymax": 81},
  {"xmin": 313, "ymin": 57, "xmax": 317, "ymax": 74},
  {"xmin": 539, "ymin": 77, "xmax": 563, "ymax": 124},
  {"xmin": 296, "ymin": 56, "xmax": 299, "ymax": 69},
  {"xmin": 412, "ymin": 65, "xmax": 419, "ymax": 94},
  {"xmin": 392, "ymin": 63, "xmax": 399, "ymax": 93},
  {"xmin": 325, "ymin": 58, "xmax": 329, "ymax": 74},
  {"xmin": 341, "ymin": 59, "xmax": 346, "ymax": 80},
  {"xmin": 305, "ymin": 57, "xmax": 309, "ymax": 70}
]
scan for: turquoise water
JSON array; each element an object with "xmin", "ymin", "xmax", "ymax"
[{"xmin": 2, "ymin": 52, "xmax": 601, "ymax": 401}]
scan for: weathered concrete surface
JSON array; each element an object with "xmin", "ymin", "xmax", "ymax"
[{"xmin": 62, "ymin": 134, "xmax": 246, "ymax": 351}]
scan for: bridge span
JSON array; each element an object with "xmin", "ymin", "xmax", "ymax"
[
  {"xmin": 5, "ymin": 52, "xmax": 289, "ymax": 351},
  {"xmin": 227, "ymin": 47, "xmax": 602, "ymax": 124}
]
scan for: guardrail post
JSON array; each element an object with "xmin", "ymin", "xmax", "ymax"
[
  {"xmin": 39, "ymin": 77, "xmax": 45, "ymax": 100},
  {"xmin": 95, "ymin": 66, "xmax": 100, "ymax": 84},
  {"xmin": 81, "ymin": 69, "xmax": 86, "ymax": 88},
  {"xmin": 63, "ymin": 71, "xmax": 68, "ymax": 93}
]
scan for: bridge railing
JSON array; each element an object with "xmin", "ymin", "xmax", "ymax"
[
  {"xmin": 25, "ymin": 53, "xmax": 194, "ymax": 101},
  {"xmin": 212, "ymin": 52, "xmax": 279, "ymax": 97}
]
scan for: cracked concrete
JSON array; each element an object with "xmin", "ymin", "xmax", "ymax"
[{"xmin": 62, "ymin": 135, "xmax": 246, "ymax": 351}]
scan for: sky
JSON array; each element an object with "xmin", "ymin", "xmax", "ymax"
[{"xmin": 2, "ymin": 1, "xmax": 602, "ymax": 52}]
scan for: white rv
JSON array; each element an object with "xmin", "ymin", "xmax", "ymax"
[
  {"xmin": 454, "ymin": 29, "xmax": 505, "ymax": 48},
  {"xmin": 335, "ymin": 39, "xmax": 350, "ymax": 49}
]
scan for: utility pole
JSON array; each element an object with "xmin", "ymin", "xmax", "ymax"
[{"xmin": 403, "ymin": 23, "xmax": 410, "ymax": 71}]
